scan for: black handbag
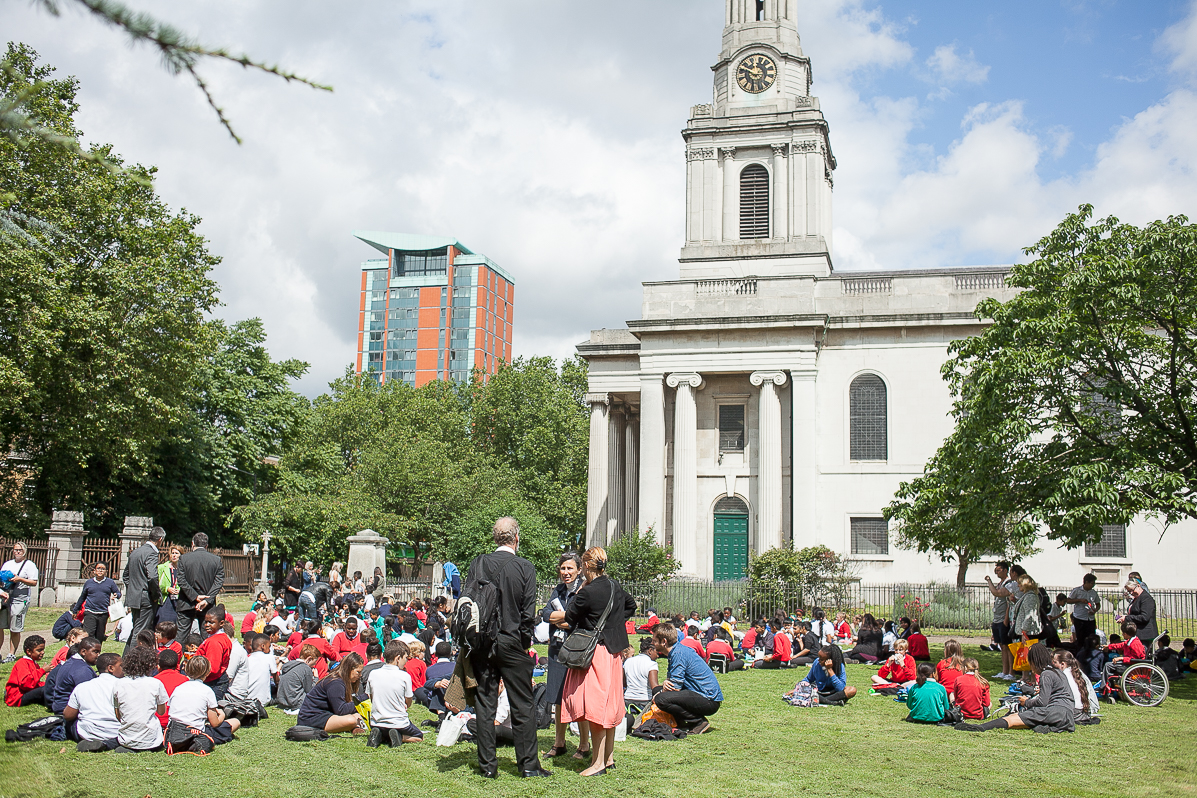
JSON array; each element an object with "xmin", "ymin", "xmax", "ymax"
[{"xmin": 557, "ymin": 584, "xmax": 615, "ymax": 670}]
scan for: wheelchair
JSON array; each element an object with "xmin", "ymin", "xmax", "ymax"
[{"xmin": 1101, "ymin": 632, "xmax": 1170, "ymax": 708}]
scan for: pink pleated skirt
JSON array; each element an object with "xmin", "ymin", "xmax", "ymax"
[{"xmin": 559, "ymin": 643, "xmax": 625, "ymax": 729}]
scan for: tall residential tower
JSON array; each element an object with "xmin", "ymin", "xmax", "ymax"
[{"xmin": 354, "ymin": 232, "xmax": 514, "ymax": 387}]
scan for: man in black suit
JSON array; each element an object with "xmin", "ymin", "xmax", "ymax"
[
  {"xmin": 467, "ymin": 517, "xmax": 548, "ymax": 779},
  {"xmin": 122, "ymin": 526, "xmax": 165, "ymax": 654},
  {"xmin": 176, "ymin": 533, "xmax": 225, "ymax": 636}
]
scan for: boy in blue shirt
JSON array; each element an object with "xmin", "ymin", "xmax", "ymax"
[{"xmin": 651, "ymin": 624, "xmax": 723, "ymax": 734}]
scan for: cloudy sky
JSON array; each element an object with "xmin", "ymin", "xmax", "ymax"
[{"xmin": 7, "ymin": 0, "xmax": 1197, "ymax": 395}]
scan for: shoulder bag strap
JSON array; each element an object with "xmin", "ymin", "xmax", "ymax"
[{"xmin": 594, "ymin": 579, "xmax": 616, "ymax": 632}]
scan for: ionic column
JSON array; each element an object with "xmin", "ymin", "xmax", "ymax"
[
  {"xmin": 585, "ymin": 393, "xmax": 610, "ymax": 547},
  {"xmin": 607, "ymin": 407, "xmax": 625, "ymax": 543},
  {"xmin": 721, "ymin": 147, "xmax": 737, "ymax": 242},
  {"xmin": 624, "ymin": 415, "xmax": 639, "ymax": 535},
  {"xmin": 639, "ymin": 376, "xmax": 667, "ymax": 544},
  {"xmin": 772, "ymin": 144, "xmax": 788, "ymax": 241},
  {"xmin": 752, "ymin": 371, "xmax": 787, "ymax": 553},
  {"xmin": 790, "ymin": 370, "xmax": 817, "ymax": 547},
  {"xmin": 667, "ymin": 373, "xmax": 704, "ymax": 576}
]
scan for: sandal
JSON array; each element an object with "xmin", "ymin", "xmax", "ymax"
[{"xmin": 543, "ymin": 745, "xmax": 569, "ymax": 758}]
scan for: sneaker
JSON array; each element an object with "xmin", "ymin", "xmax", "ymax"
[
  {"xmin": 76, "ymin": 740, "xmax": 110, "ymax": 753},
  {"xmin": 1, "ymin": 654, "xmax": 15, "ymax": 664},
  {"xmin": 367, "ymin": 727, "xmax": 384, "ymax": 748},
  {"xmin": 688, "ymin": 720, "xmax": 711, "ymax": 734}
]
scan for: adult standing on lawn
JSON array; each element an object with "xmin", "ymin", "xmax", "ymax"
[
  {"xmin": 1011, "ymin": 575, "xmax": 1043, "ymax": 687},
  {"xmin": 156, "ymin": 545, "xmax": 183, "ymax": 625},
  {"xmin": 283, "ymin": 561, "xmax": 304, "ymax": 614},
  {"xmin": 122, "ymin": 526, "xmax": 164, "ymax": 655},
  {"xmin": 555, "ymin": 546, "xmax": 636, "ymax": 777},
  {"xmin": 1116, "ymin": 575, "xmax": 1157, "ymax": 646},
  {"xmin": 984, "ymin": 561, "xmax": 1018, "ymax": 680},
  {"xmin": 0, "ymin": 541, "xmax": 39, "ymax": 663},
  {"xmin": 1065, "ymin": 573, "xmax": 1101, "ymax": 645},
  {"xmin": 540, "ymin": 551, "xmax": 587, "ymax": 762},
  {"xmin": 468, "ymin": 517, "xmax": 546, "ymax": 779},
  {"xmin": 73, "ymin": 563, "xmax": 121, "ymax": 642},
  {"xmin": 176, "ymin": 533, "xmax": 224, "ymax": 637}
]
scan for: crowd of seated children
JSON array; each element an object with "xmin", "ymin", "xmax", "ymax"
[
  {"xmin": 1053, "ymin": 650, "xmax": 1098, "ymax": 724},
  {"xmin": 843, "ymin": 614, "xmax": 883, "ymax": 664},
  {"xmin": 904, "ymin": 663, "xmax": 949, "ymax": 724},
  {"xmin": 287, "ymin": 620, "xmax": 334, "ymax": 677},
  {"xmin": 706, "ymin": 629, "xmax": 745, "ymax": 671},
  {"xmin": 956, "ymin": 643, "xmax": 1076, "ymax": 733},
  {"xmin": 798, "ymin": 645, "xmax": 856, "ymax": 705},
  {"xmin": 168, "ymin": 655, "xmax": 241, "ymax": 747},
  {"xmin": 297, "ymin": 651, "xmax": 365, "ymax": 734},
  {"xmin": 111, "ymin": 644, "xmax": 169, "ymax": 753},
  {"xmin": 934, "ymin": 640, "xmax": 965, "ymax": 695},
  {"xmin": 906, "ymin": 623, "xmax": 931, "ymax": 661},
  {"xmin": 64, "ymin": 652, "xmax": 122, "ymax": 751},
  {"xmin": 872, "ymin": 639, "xmax": 917, "ymax": 688},
  {"xmin": 948, "ymin": 658, "xmax": 991, "ymax": 720},
  {"xmin": 154, "ymin": 649, "xmax": 188, "ymax": 728},
  {"xmin": 367, "ymin": 640, "xmax": 424, "ymax": 747},
  {"xmin": 4, "ymin": 636, "xmax": 46, "ymax": 707},
  {"xmin": 754, "ymin": 619, "xmax": 791, "ymax": 669},
  {"xmin": 276, "ymin": 644, "xmax": 320, "ymax": 714}
]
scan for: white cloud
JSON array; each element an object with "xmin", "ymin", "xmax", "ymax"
[
  {"xmin": 925, "ymin": 44, "xmax": 990, "ymax": 86},
  {"xmin": 1160, "ymin": 0, "xmax": 1197, "ymax": 81}
]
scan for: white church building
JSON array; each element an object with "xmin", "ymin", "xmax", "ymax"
[{"xmin": 578, "ymin": 0, "xmax": 1194, "ymax": 590}]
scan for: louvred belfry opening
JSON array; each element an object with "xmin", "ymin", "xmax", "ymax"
[{"xmin": 739, "ymin": 164, "xmax": 770, "ymax": 239}]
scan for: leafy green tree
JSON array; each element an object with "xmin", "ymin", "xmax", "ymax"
[
  {"xmin": 0, "ymin": 44, "xmax": 220, "ymax": 534},
  {"xmin": 469, "ymin": 356, "xmax": 589, "ymax": 548},
  {"xmin": 606, "ymin": 527, "xmax": 679, "ymax": 584},
  {"xmin": 746, "ymin": 544, "xmax": 858, "ymax": 616},
  {"xmin": 887, "ymin": 206, "xmax": 1197, "ymax": 569}
]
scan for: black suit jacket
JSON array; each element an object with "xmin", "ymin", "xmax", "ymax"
[
  {"xmin": 466, "ymin": 550, "xmax": 537, "ymax": 647},
  {"xmin": 122, "ymin": 543, "xmax": 161, "ymax": 610},
  {"xmin": 563, "ymin": 576, "xmax": 637, "ymax": 654},
  {"xmin": 1126, "ymin": 591, "xmax": 1159, "ymax": 643},
  {"xmin": 176, "ymin": 548, "xmax": 224, "ymax": 612}
]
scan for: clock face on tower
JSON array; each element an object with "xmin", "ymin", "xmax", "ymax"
[{"xmin": 736, "ymin": 54, "xmax": 777, "ymax": 94}]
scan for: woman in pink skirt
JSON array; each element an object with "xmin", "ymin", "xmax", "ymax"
[{"xmin": 550, "ymin": 546, "xmax": 636, "ymax": 776}]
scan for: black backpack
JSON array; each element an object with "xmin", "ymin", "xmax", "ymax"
[
  {"xmin": 165, "ymin": 719, "xmax": 215, "ymax": 755},
  {"xmin": 533, "ymin": 681, "xmax": 552, "ymax": 729},
  {"xmin": 451, "ymin": 554, "xmax": 516, "ymax": 657},
  {"xmin": 285, "ymin": 725, "xmax": 329, "ymax": 742},
  {"xmin": 5, "ymin": 715, "xmax": 63, "ymax": 742}
]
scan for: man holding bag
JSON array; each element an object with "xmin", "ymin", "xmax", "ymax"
[
  {"xmin": 122, "ymin": 527, "xmax": 164, "ymax": 655},
  {"xmin": 72, "ymin": 564, "xmax": 121, "ymax": 642}
]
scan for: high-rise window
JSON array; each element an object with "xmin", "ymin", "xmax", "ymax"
[
  {"xmin": 1085, "ymin": 524, "xmax": 1127, "ymax": 558},
  {"xmin": 851, "ymin": 518, "xmax": 889, "ymax": 555},
  {"xmin": 392, "ymin": 247, "xmax": 448, "ymax": 277},
  {"xmin": 740, "ymin": 164, "xmax": 770, "ymax": 239},
  {"xmin": 718, "ymin": 404, "xmax": 746, "ymax": 451},
  {"xmin": 850, "ymin": 374, "xmax": 887, "ymax": 460}
]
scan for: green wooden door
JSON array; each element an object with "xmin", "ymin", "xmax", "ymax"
[{"xmin": 713, "ymin": 512, "xmax": 749, "ymax": 581}]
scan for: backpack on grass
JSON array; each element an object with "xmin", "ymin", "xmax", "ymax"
[
  {"xmin": 165, "ymin": 719, "xmax": 215, "ymax": 755},
  {"xmin": 285, "ymin": 725, "xmax": 330, "ymax": 742},
  {"xmin": 786, "ymin": 681, "xmax": 818, "ymax": 708},
  {"xmin": 532, "ymin": 681, "xmax": 552, "ymax": 729},
  {"xmin": 4, "ymin": 715, "xmax": 63, "ymax": 742}
]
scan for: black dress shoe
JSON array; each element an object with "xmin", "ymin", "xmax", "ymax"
[
  {"xmin": 366, "ymin": 727, "xmax": 383, "ymax": 748},
  {"xmin": 479, "ymin": 768, "xmax": 498, "ymax": 779},
  {"xmin": 521, "ymin": 766, "xmax": 553, "ymax": 778}
]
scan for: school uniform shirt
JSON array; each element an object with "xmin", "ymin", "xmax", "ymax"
[
  {"xmin": 50, "ymin": 654, "xmax": 95, "ymax": 713},
  {"xmin": 67, "ymin": 672, "xmax": 120, "ymax": 742},
  {"xmin": 680, "ymin": 636, "xmax": 708, "ymax": 662},
  {"xmin": 157, "ymin": 640, "xmax": 183, "ymax": 659},
  {"xmin": 877, "ymin": 654, "xmax": 917, "ymax": 684},
  {"xmin": 907, "ymin": 633, "xmax": 931, "ymax": 660},
  {"xmin": 935, "ymin": 661, "xmax": 963, "ymax": 694},
  {"xmin": 240, "ymin": 613, "xmax": 257, "ymax": 635},
  {"xmin": 4, "ymin": 656, "xmax": 46, "ymax": 706},
  {"xmin": 952, "ymin": 674, "xmax": 992, "ymax": 720},
  {"xmin": 706, "ymin": 639, "xmax": 736, "ymax": 661},
  {"xmin": 397, "ymin": 632, "xmax": 419, "ymax": 646},
  {"xmin": 881, "ymin": 631, "xmax": 898, "ymax": 652},
  {"xmin": 330, "ymin": 630, "xmax": 366, "ymax": 661},
  {"xmin": 169, "ymin": 680, "xmax": 218, "ymax": 729},
  {"xmin": 404, "ymin": 657, "xmax": 427, "ymax": 689},
  {"xmin": 196, "ymin": 632, "xmax": 233, "ymax": 682},
  {"xmin": 739, "ymin": 628, "xmax": 758, "ymax": 652},
  {"xmin": 244, "ymin": 651, "xmax": 279, "ymax": 707},
  {"xmin": 666, "ymin": 643, "xmax": 723, "ymax": 702},
  {"xmin": 623, "ymin": 653, "xmax": 659, "ymax": 703},
  {"xmin": 154, "ymin": 668, "xmax": 189, "ymax": 727},
  {"xmin": 905, "ymin": 679, "xmax": 950, "ymax": 722},
  {"xmin": 49, "ymin": 646, "xmax": 72, "ymax": 670},
  {"xmin": 289, "ymin": 635, "xmax": 334, "ymax": 678},
  {"xmin": 767, "ymin": 630, "xmax": 792, "ymax": 663},
  {"xmin": 226, "ymin": 641, "xmax": 250, "ymax": 699},
  {"xmin": 368, "ymin": 663, "xmax": 414, "ymax": 729},
  {"xmin": 112, "ymin": 676, "xmax": 169, "ymax": 749}
]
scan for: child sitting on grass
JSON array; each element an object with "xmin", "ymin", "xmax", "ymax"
[
  {"xmin": 297, "ymin": 652, "xmax": 365, "ymax": 734},
  {"xmin": 949, "ymin": 658, "xmax": 991, "ymax": 720},
  {"xmin": 64, "ymin": 652, "xmax": 122, "ymax": 751},
  {"xmin": 904, "ymin": 662, "xmax": 949, "ymax": 724},
  {"xmin": 111, "ymin": 644, "xmax": 169, "ymax": 752},
  {"xmin": 367, "ymin": 640, "xmax": 424, "ymax": 747},
  {"xmin": 405, "ymin": 640, "xmax": 428, "ymax": 689},
  {"xmin": 168, "ymin": 655, "xmax": 240, "ymax": 747},
  {"xmin": 47, "ymin": 628, "xmax": 86, "ymax": 671},
  {"xmin": 907, "ymin": 623, "xmax": 931, "ymax": 661},
  {"xmin": 243, "ymin": 633, "xmax": 279, "ymax": 707},
  {"xmin": 935, "ymin": 639, "xmax": 965, "ymax": 695},
  {"xmin": 195, "ymin": 607, "xmax": 233, "ymax": 699},
  {"xmin": 276, "ymin": 644, "xmax": 320, "ymax": 714},
  {"xmin": 4, "ymin": 635, "xmax": 46, "ymax": 706},
  {"xmin": 155, "ymin": 649, "xmax": 188, "ymax": 728},
  {"xmin": 872, "ymin": 639, "xmax": 916, "ymax": 687},
  {"xmin": 155, "ymin": 621, "xmax": 182, "ymax": 658}
]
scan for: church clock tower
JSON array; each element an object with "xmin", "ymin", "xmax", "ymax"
[{"xmin": 680, "ymin": 0, "xmax": 836, "ymax": 278}]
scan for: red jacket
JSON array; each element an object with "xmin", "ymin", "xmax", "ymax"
[
  {"xmin": 878, "ymin": 653, "xmax": 916, "ymax": 683},
  {"xmin": 330, "ymin": 631, "xmax": 366, "ymax": 661},
  {"xmin": 907, "ymin": 633, "xmax": 930, "ymax": 660},
  {"xmin": 405, "ymin": 658, "xmax": 427, "ymax": 689},
  {"xmin": 1109, "ymin": 636, "xmax": 1146, "ymax": 660},
  {"xmin": 4, "ymin": 657, "xmax": 45, "ymax": 707},
  {"xmin": 707, "ymin": 639, "xmax": 736, "ymax": 660},
  {"xmin": 636, "ymin": 614, "xmax": 660, "ymax": 633},
  {"xmin": 936, "ymin": 661, "xmax": 963, "ymax": 695},
  {"xmin": 680, "ymin": 637, "xmax": 708, "ymax": 662}
]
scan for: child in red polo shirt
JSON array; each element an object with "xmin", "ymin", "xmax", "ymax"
[
  {"xmin": 196, "ymin": 608, "xmax": 234, "ymax": 698},
  {"xmin": 330, "ymin": 617, "xmax": 367, "ymax": 662},
  {"xmin": 907, "ymin": 623, "xmax": 931, "ymax": 661},
  {"xmin": 154, "ymin": 648, "xmax": 189, "ymax": 727},
  {"xmin": 155, "ymin": 621, "xmax": 182, "ymax": 659},
  {"xmin": 935, "ymin": 640, "xmax": 965, "ymax": 695},
  {"xmin": 873, "ymin": 639, "xmax": 917, "ymax": 686},
  {"xmin": 4, "ymin": 636, "xmax": 47, "ymax": 707},
  {"xmin": 950, "ymin": 658, "xmax": 991, "ymax": 719},
  {"xmin": 288, "ymin": 620, "xmax": 334, "ymax": 678}
]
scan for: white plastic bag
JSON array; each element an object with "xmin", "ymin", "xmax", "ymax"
[
  {"xmin": 614, "ymin": 716, "xmax": 628, "ymax": 741},
  {"xmin": 107, "ymin": 597, "xmax": 126, "ymax": 621},
  {"xmin": 437, "ymin": 712, "xmax": 470, "ymax": 747}
]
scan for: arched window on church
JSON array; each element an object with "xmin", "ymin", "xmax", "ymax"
[
  {"xmin": 850, "ymin": 374, "xmax": 887, "ymax": 460},
  {"xmin": 739, "ymin": 163, "xmax": 770, "ymax": 239}
]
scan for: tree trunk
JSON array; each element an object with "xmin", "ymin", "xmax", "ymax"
[{"xmin": 954, "ymin": 551, "xmax": 970, "ymax": 590}]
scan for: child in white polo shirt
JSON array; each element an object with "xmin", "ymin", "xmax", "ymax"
[
  {"xmin": 366, "ymin": 640, "xmax": 423, "ymax": 748},
  {"xmin": 111, "ymin": 645, "xmax": 169, "ymax": 752}
]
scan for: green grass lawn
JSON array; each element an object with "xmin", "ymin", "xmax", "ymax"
[{"xmin": 0, "ymin": 638, "xmax": 1193, "ymax": 798}]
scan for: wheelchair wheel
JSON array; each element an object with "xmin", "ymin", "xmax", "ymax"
[{"xmin": 1120, "ymin": 663, "xmax": 1169, "ymax": 707}]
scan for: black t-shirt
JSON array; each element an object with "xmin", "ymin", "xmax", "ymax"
[{"xmin": 799, "ymin": 631, "xmax": 821, "ymax": 656}]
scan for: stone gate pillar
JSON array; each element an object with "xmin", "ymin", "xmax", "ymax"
[
  {"xmin": 46, "ymin": 510, "xmax": 86, "ymax": 606},
  {"xmin": 117, "ymin": 516, "xmax": 154, "ymax": 583}
]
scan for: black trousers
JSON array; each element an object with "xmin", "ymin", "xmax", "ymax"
[
  {"xmin": 470, "ymin": 633, "xmax": 537, "ymax": 774},
  {"xmin": 1072, "ymin": 616, "xmax": 1097, "ymax": 645},
  {"xmin": 82, "ymin": 612, "xmax": 108, "ymax": 643},
  {"xmin": 653, "ymin": 689, "xmax": 720, "ymax": 728},
  {"xmin": 125, "ymin": 605, "xmax": 157, "ymax": 655}
]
